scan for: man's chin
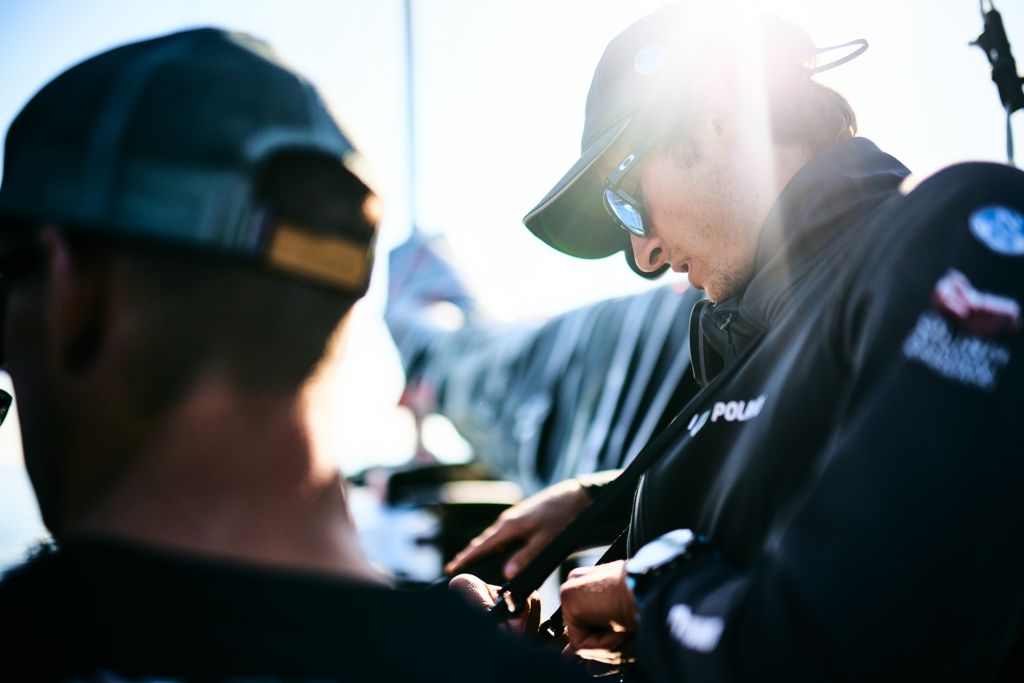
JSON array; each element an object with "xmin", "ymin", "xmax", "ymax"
[
  {"xmin": 686, "ymin": 275, "xmax": 713, "ymax": 300},
  {"xmin": 703, "ymin": 271, "xmax": 754, "ymax": 305},
  {"xmin": 30, "ymin": 488, "xmax": 64, "ymax": 538},
  {"xmin": 702, "ymin": 283, "xmax": 725, "ymax": 305},
  {"xmin": 24, "ymin": 461, "xmax": 64, "ymax": 537},
  {"xmin": 689, "ymin": 272, "xmax": 727, "ymax": 303}
]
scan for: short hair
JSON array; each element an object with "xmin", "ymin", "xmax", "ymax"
[
  {"xmin": 759, "ymin": 15, "xmax": 858, "ymax": 153},
  {"xmin": 664, "ymin": 14, "xmax": 857, "ymax": 159},
  {"xmin": 79, "ymin": 151, "xmax": 375, "ymax": 415}
]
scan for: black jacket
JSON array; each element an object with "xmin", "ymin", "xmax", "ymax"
[
  {"xmin": 0, "ymin": 537, "xmax": 589, "ymax": 682},
  {"xmin": 630, "ymin": 138, "xmax": 1024, "ymax": 681}
]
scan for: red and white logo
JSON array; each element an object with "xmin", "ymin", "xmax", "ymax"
[{"xmin": 932, "ymin": 269, "xmax": 1020, "ymax": 338}]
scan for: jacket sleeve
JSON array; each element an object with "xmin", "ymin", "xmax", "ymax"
[{"xmin": 635, "ymin": 181, "xmax": 1024, "ymax": 681}]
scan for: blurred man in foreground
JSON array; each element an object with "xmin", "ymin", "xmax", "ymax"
[
  {"xmin": 0, "ymin": 28, "xmax": 584, "ymax": 682},
  {"xmin": 451, "ymin": 3, "xmax": 1024, "ymax": 679}
]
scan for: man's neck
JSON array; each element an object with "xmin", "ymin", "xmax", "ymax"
[
  {"xmin": 70, "ymin": 373, "xmax": 382, "ymax": 583},
  {"xmin": 767, "ymin": 143, "xmax": 815, "ymax": 218}
]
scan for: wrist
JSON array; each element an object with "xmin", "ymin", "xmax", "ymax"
[
  {"xmin": 573, "ymin": 469, "xmax": 621, "ymax": 498},
  {"xmin": 560, "ymin": 479, "xmax": 594, "ymax": 512},
  {"xmin": 621, "ymin": 564, "xmax": 641, "ymax": 629},
  {"xmin": 624, "ymin": 529, "xmax": 713, "ymax": 608}
]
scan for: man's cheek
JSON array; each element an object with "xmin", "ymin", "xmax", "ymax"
[{"xmin": 5, "ymin": 295, "xmax": 65, "ymax": 532}]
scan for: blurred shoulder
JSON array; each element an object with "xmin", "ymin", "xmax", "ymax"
[{"xmin": 899, "ymin": 161, "xmax": 1024, "ymax": 210}]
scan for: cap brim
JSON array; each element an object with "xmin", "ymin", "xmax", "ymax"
[{"xmin": 523, "ymin": 118, "xmax": 631, "ymax": 260}]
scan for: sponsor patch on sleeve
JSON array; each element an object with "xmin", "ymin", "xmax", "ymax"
[
  {"xmin": 969, "ymin": 205, "xmax": 1024, "ymax": 256},
  {"xmin": 932, "ymin": 268, "xmax": 1021, "ymax": 338},
  {"xmin": 903, "ymin": 269, "xmax": 1018, "ymax": 391}
]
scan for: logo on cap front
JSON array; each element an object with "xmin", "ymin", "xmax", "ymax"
[{"xmin": 634, "ymin": 43, "xmax": 665, "ymax": 75}]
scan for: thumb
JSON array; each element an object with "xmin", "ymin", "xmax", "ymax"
[{"xmin": 449, "ymin": 574, "xmax": 499, "ymax": 611}]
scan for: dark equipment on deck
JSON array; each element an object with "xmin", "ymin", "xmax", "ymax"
[{"xmin": 972, "ymin": 0, "xmax": 1024, "ymax": 164}]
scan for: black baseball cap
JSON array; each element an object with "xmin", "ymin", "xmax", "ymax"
[
  {"xmin": 0, "ymin": 27, "xmax": 376, "ymax": 295},
  {"xmin": 523, "ymin": 3, "xmax": 699, "ymax": 277}
]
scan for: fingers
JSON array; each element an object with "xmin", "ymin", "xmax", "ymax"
[
  {"xmin": 445, "ymin": 517, "xmax": 522, "ymax": 574},
  {"xmin": 447, "ymin": 574, "xmax": 542, "ymax": 635},
  {"xmin": 446, "ymin": 479, "xmax": 590, "ymax": 575},
  {"xmin": 502, "ymin": 534, "xmax": 549, "ymax": 579},
  {"xmin": 564, "ymin": 623, "xmax": 627, "ymax": 652},
  {"xmin": 559, "ymin": 561, "xmax": 637, "ymax": 652},
  {"xmin": 448, "ymin": 573, "xmax": 499, "ymax": 611},
  {"xmin": 565, "ymin": 565, "xmax": 589, "ymax": 581},
  {"xmin": 501, "ymin": 589, "xmax": 543, "ymax": 636},
  {"xmin": 522, "ymin": 590, "xmax": 542, "ymax": 635}
]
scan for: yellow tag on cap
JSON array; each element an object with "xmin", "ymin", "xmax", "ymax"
[{"xmin": 267, "ymin": 223, "xmax": 370, "ymax": 291}]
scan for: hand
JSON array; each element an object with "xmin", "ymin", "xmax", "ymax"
[
  {"xmin": 445, "ymin": 478, "xmax": 591, "ymax": 579},
  {"xmin": 448, "ymin": 573, "xmax": 541, "ymax": 636},
  {"xmin": 559, "ymin": 560, "xmax": 639, "ymax": 652}
]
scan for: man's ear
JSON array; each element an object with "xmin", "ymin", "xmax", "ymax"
[
  {"xmin": 688, "ymin": 78, "xmax": 732, "ymax": 143},
  {"xmin": 38, "ymin": 228, "xmax": 109, "ymax": 374}
]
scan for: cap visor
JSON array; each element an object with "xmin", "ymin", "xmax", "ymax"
[{"xmin": 523, "ymin": 118, "xmax": 631, "ymax": 259}]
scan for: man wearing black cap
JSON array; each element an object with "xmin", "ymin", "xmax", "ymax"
[
  {"xmin": 454, "ymin": 4, "xmax": 1024, "ymax": 680},
  {"xmin": 0, "ymin": 28, "xmax": 587, "ymax": 682}
]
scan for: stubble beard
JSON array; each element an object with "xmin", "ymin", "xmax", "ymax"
[
  {"xmin": 694, "ymin": 198, "xmax": 760, "ymax": 304},
  {"xmin": 703, "ymin": 253, "xmax": 756, "ymax": 303}
]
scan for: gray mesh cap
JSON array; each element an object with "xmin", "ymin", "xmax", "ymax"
[
  {"xmin": 0, "ymin": 27, "xmax": 376, "ymax": 295},
  {"xmin": 523, "ymin": 3, "xmax": 701, "ymax": 276}
]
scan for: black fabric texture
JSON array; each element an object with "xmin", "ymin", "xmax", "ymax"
[
  {"xmin": 0, "ymin": 537, "xmax": 588, "ymax": 683},
  {"xmin": 625, "ymin": 138, "xmax": 1024, "ymax": 680}
]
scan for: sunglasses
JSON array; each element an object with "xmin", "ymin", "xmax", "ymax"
[
  {"xmin": 602, "ymin": 139, "xmax": 655, "ymax": 237},
  {"xmin": 0, "ymin": 389, "xmax": 9, "ymax": 427}
]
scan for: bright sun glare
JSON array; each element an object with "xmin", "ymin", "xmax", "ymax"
[{"xmin": 0, "ymin": 1, "xmax": 1019, "ymax": 565}]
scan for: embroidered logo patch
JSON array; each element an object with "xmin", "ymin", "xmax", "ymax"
[
  {"xmin": 903, "ymin": 313, "xmax": 1011, "ymax": 391},
  {"xmin": 969, "ymin": 205, "xmax": 1024, "ymax": 256},
  {"xmin": 904, "ymin": 270, "xmax": 1017, "ymax": 391},
  {"xmin": 667, "ymin": 604, "xmax": 724, "ymax": 653},
  {"xmin": 687, "ymin": 410, "xmax": 710, "ymax": 437},
  {"xmin": 932, "ymin": 268, "xmax": 1021, "ymax": 338},
  {"xmin": 687, "ymin": 395, "xmax": 766, "ymax": 437},
  {"xmin": 634, "ymin": 43, "xmax": 665, "ymax": 75}
]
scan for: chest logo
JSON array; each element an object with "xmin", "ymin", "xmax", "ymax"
[
  {"xmin": 687, "ymin": 395, "xmax": 767, "ymax": 437},
  {"xmin": 969, "ymin": 205, "xmax": 1024, "ymax": 256}
]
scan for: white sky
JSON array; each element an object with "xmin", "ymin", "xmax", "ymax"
[{"xmin": 0, "ymin": 0, "xmax": 1022, "ymax": 551}]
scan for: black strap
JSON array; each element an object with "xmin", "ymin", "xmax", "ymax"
[
  {"xmin": 534, "ymin": 528, "xmax": 629, "ymax": 643},
  {"xmin": 489, "ymin": 332, "xmax": 765, "ymax": 623}
]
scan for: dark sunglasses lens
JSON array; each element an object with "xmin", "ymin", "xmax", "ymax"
[
  {"xmin": 603, "ymin": 189, "xmax": 645, "ymax": 237},
  {"xmin": 0, "ymin": 389, "xmax": 10, "ymax": 427}
]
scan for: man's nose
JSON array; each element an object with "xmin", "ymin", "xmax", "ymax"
[{"xmin": 629, "ymin": 233, "xmax": 666, "ymax": 272}]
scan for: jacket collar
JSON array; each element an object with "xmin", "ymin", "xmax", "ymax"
[{"xmin": 690, "ymin": 137, "xmax": 910, "ymax": 385}]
